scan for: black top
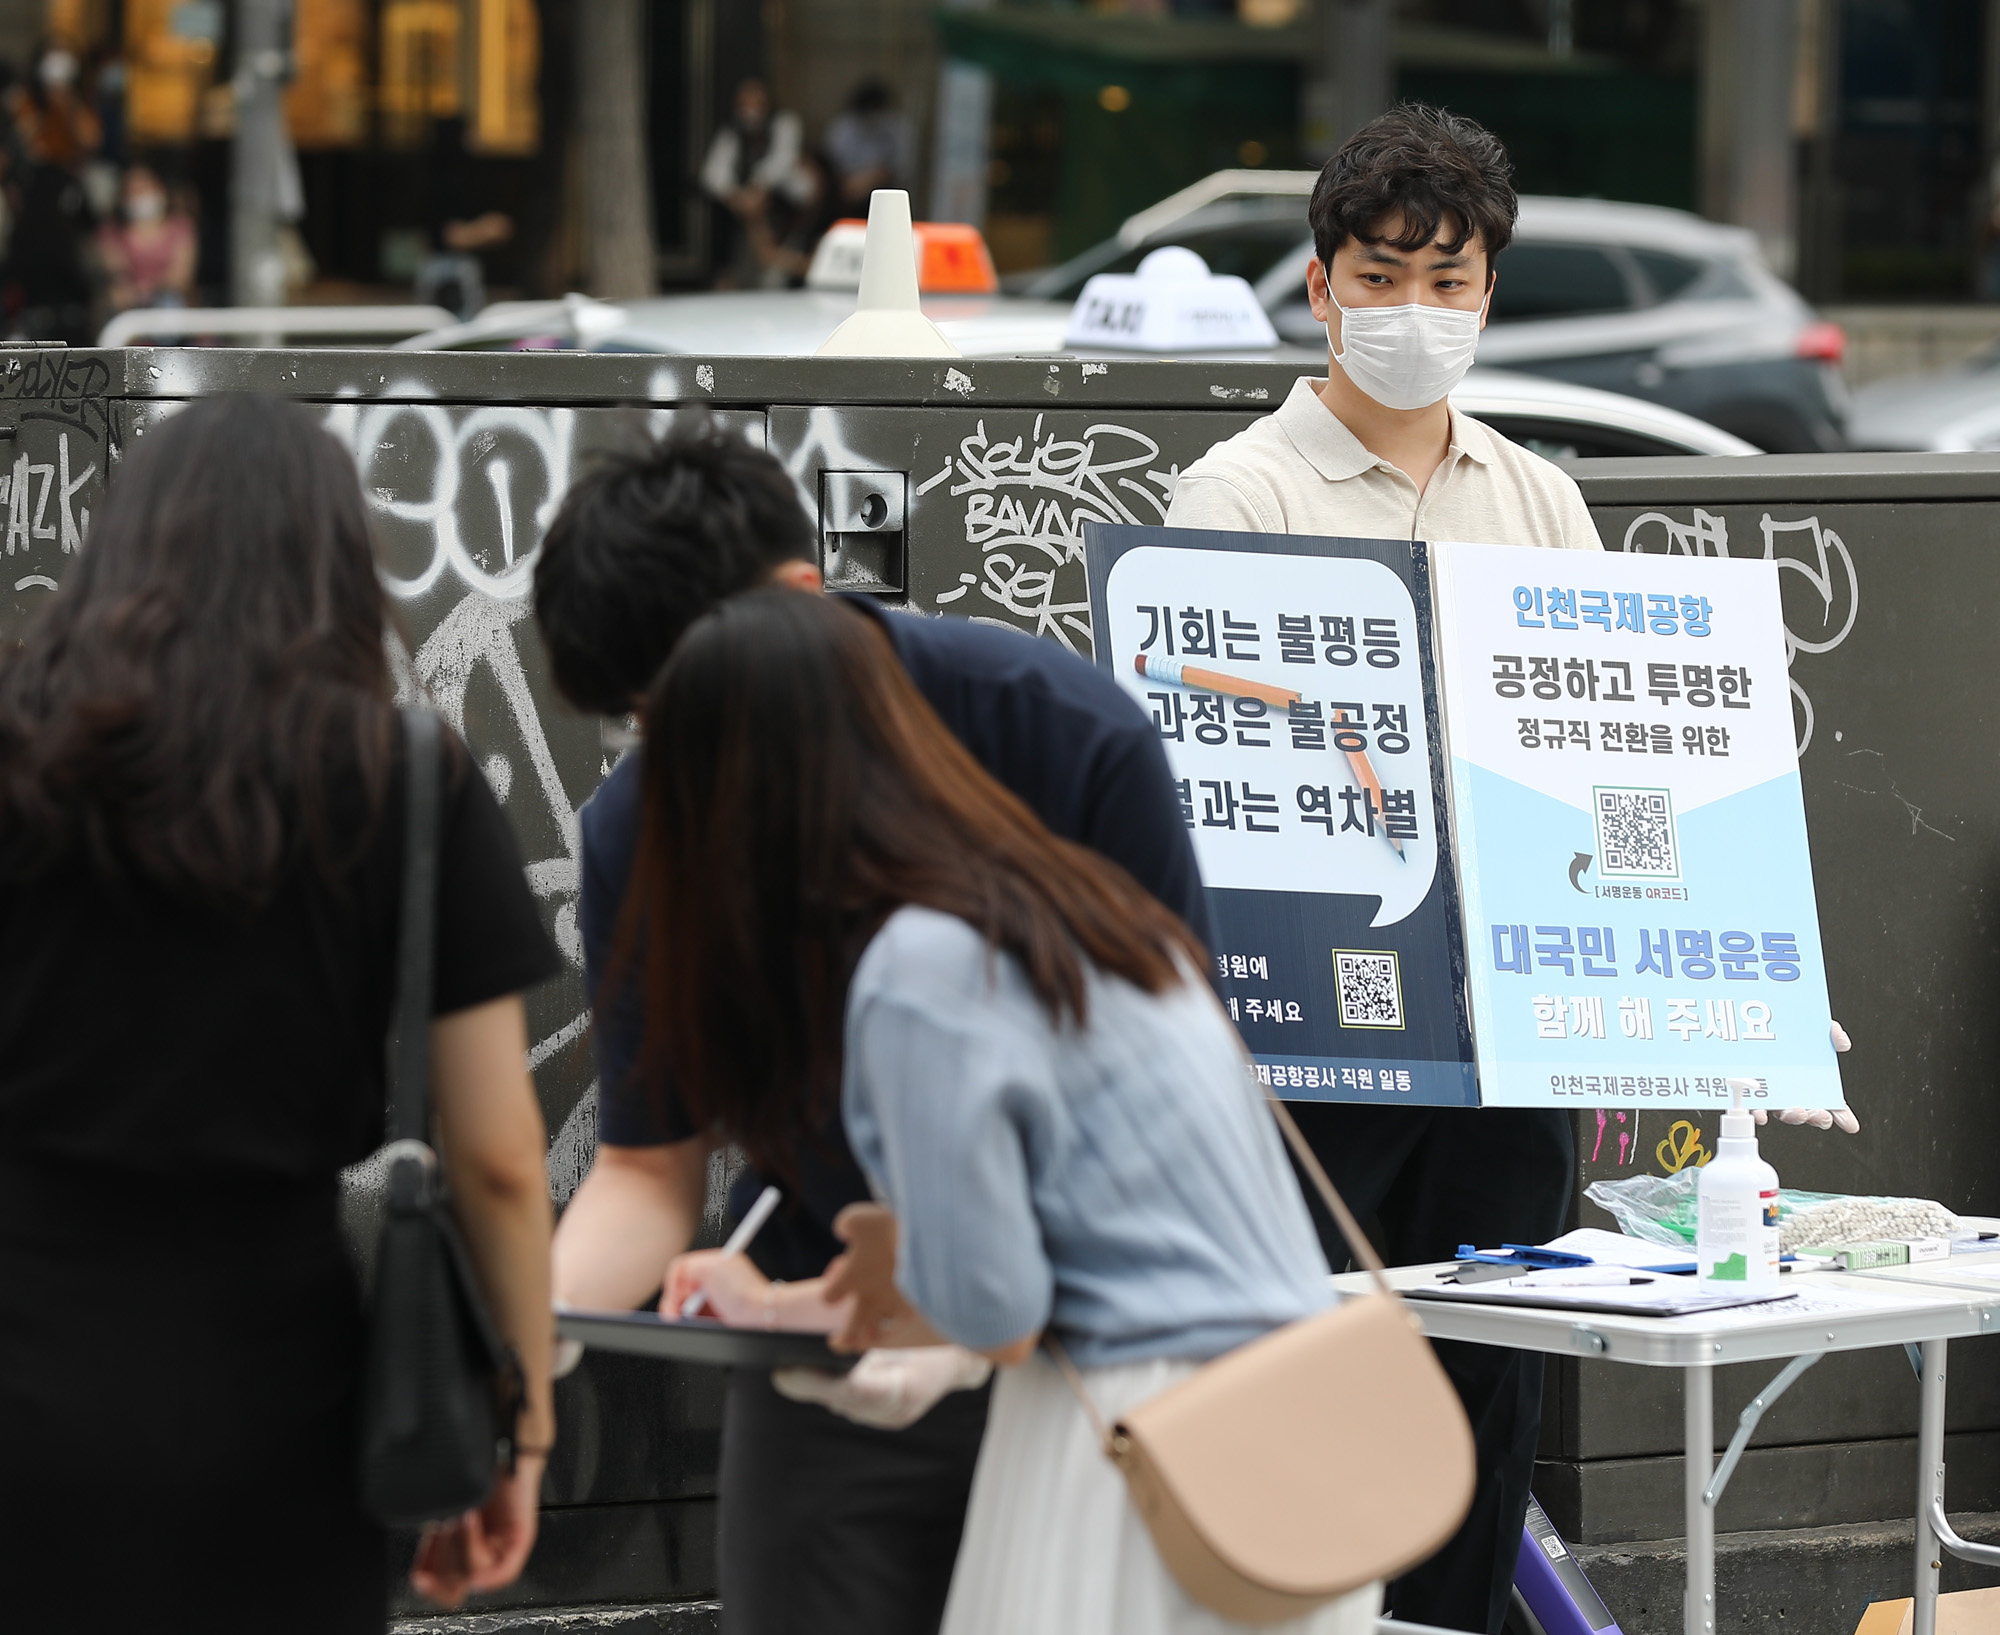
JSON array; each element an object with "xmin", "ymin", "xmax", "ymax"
[
  {"xmin": 583, "ymin": 598, "xmax": 1209, "ymax": 1280},
  {"xmin": 0, "ymin": 724, "xmax": 562, "ymax": 1627},
  {"xmin": 0, "ymin": 727, "xmax": 564, "ymax": 1185}
]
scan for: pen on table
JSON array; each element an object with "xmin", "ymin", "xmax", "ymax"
[
  {"xmin": 680, "ymin": 1184, "xmax": 783, "ymax": 1319},
  {"xmin": 1133, "ymin": 653, "xmax": 1406, "ymax": 862}
]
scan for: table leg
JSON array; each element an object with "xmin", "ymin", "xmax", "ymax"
[
  {"xmin": 1686, "ymin": 1363, "xmax": 1715, "ymax": 1635},
  {"xmin": 1913, "ymin": 1337, "xmax": 1948, "ymax": 1635}
]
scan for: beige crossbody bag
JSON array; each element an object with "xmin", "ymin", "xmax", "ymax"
[{"xmin": 1045, "ymin": 1095, "xmax": 1476, "ymax": 1626}]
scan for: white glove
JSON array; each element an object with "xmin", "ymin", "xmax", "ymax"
[
  {"xmin": 1752, "ymin": 1020, "xmax": 1859, "ymax": 1133},
  {"xmin": 771, "ymin": 1345, "xmax": 993, "ymax": 1430}
]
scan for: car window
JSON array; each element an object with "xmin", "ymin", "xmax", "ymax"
[
  {"xmin": 1488, "ymin": 244, "xmax": 1634, "ymax": 323},
  {"xmin": 1472, "ymin": 414, "xmax": 1708, "ymax": 459},
  {"xmin": 1629, "ymin": 248, "xmax": 1705, "ymax": 304}
]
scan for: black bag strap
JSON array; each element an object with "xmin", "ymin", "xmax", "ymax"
[{"xmin": 390, "ymin": 708, "xmax": 442, "ymax": 1145}]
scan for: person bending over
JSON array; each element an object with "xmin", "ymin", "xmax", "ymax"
[
  {"xmin": 651, "ymin": 589, "xmax": 1374, "ymax": 1635},
  {"xmin": 536, "ymin": 421, "xmax": 1205, "ymax": 1635}
]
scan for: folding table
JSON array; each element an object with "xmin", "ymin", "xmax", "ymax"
[{"xmin": 1330, "ymin": 1262, "xmax": 2000, "ymax": 1635}]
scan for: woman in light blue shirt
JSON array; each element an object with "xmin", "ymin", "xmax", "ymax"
[{"xmin": 647, "ymin": 590, "xmax": 1376, "ymax": 1635}]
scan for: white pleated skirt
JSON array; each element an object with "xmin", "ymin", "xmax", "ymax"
[{"xmin": 941, "ymin": 1354, "xmax": 1383, "ymax": 1635}]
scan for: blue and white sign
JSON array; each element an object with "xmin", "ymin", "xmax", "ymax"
[{"xmin": 1432, "ymin": 540, "xmax": 1843, "ymax": 1110}]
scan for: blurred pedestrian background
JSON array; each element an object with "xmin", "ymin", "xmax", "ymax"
[
  {"xmin": 701, "ymin": 76, "xmax": 812, "ymax": 290},
  {"xmin": 95, "ymin": 160, "xmax": 194, "ymax": 311},
  {"xmin": 821, "ymin": 76, "xmax": 911, "ymax": 212},
  {"xmin": 4, "ymin": 39, "xmax": 100, "ymax": 342}
]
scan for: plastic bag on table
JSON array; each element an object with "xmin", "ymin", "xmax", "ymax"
[
  {"xmin": 1585, "ymin": 1173, "xmax": 1956, "ymax": 1252},
  {"xmin": 1584, "ymin": 1171, "xmax": 1707, "ymax": 1246}
]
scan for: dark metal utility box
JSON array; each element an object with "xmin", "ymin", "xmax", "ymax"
[{"xmin": 5, "ymin": 350, "xmax": 1996, "ymax": 1618}]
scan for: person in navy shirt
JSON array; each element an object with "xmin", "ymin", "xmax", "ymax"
[{"xmin": 536, "ymin": 421, "xmax": 1206, "ymax": 1635}]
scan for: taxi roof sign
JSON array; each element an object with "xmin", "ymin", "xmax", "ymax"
[
  {"xmin": 1063, "ymin": 246, "xmax": 1278, "ymax": 353},
  {"xmin": 807, "ymin": 219, "xmax": 999, "ymax": 295}
]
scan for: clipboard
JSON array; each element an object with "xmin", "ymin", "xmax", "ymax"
[
  {"xmin": 1405, "ymin": 1283, "xmax": 1796, "ymax": 1320},
  {"xmin": 557, "ymin": 1308, "xmax": 858, "ymax": 1372}
]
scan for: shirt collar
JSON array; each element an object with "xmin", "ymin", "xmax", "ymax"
[
  {"xmin": 1274, "ymin": 376, "xmax": 1377, "ymax": 482},
  {"xmin": 1445, "ymin": 402, "xmax": 1502, "ymax": 467},
  {"xmin": 1274, "ymin": 374, "xmax": 1499, "ymax": 480}
]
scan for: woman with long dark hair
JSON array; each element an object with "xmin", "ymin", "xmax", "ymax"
[
  {"xmin": 648, "ymin": 590, "xmax": 1377, "ymax": 1635},
  {"xmin": 0, "ymin": 396, "xmax": 563, "ymax": 1631}
]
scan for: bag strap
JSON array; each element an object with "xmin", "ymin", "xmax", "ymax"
[
  {"xmin": 1260, "ymin": 1090, "xmax": 1394, "ymax": 1297},
  {"xmin": 388, "ymin": 708, "xmax": 442, "ymax": 1145},
  {"xmin": 1045, "ymin": 1333, "xmax": 1116, "ymax": 1454},
  {"xmin": 1044, "ymin": 1081, "xmax": 1395, "ymax": 1451}
]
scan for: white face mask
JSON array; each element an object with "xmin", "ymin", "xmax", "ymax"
[
  {"xmin": 127, "ymin": 191, "xmax": 165, "ymax": 223},
  {"xmin": 1325, "ymin": 279, "xmax": 1487, "ymax": 412}
]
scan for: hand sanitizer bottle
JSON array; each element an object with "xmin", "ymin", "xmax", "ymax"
[{"xmin": 1697, "ymin": 1079, "xmax": 1780, "ymax": 1292}]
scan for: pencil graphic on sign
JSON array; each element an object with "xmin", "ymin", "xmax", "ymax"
[
  {"xmin": 1329, "ymin": 707, "xmax": 1406, "ymax": 862},
  {"xmin": 1134, "ymin": 653, "xmax": 1300, "ymax": 707},
  {"xmin": 1134, "ymin": 654, "xmax": 1406, "ymax": 861}
]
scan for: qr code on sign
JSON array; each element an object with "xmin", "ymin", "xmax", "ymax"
[
  {"xmin": 1333, "ymin": 950, "xmax": 1404, "ymax": 1030},
  {"xmin": 1594, "ymin": 786, "xmax": 1679, "ymax": 878}
]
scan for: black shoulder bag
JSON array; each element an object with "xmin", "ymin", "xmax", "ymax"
[{"xmin": 356, "ymin": 708, "xmax": 526, "ymax": 1527}]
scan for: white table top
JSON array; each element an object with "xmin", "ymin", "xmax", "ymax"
[
  {"xmin": 1332, "ymin": 1261, "xmax": 2000, "ymax": 1366},
  {"xmin": 1847, "ymin": 1248, "xmax": 2000, "ymax": 1301}
]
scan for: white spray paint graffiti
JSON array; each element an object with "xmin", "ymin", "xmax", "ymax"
[
  {"xmin": 935, "ymin": 415, "xmax": 1179, "ymax": 653},
  {"xmin": 1620, "ymin": 508, "xmax": 1859, "ymax": 754},
  {"xmin": 322, "ymin": 403, "xmax": 595, "ymax": 1134},
  {"xmin": 3, "ymin": 432, "xmax": 94, "ymax": 556},
  {"xmin": 324, "ymin": 398, "xmax": 574, "ymax": 602}
]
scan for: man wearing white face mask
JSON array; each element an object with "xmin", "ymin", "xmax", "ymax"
[
  {"xmin": 1169, "ymin": 105, "xmax": 1597, "ymax": 552},
  {"xmin": 1166, "ymin": 105, "xmax": 1594, "ymax": 1635}
]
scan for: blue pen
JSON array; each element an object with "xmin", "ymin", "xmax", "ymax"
[
  {"xmin": 1454, "ymin": 1244, "xmax": 1596, "ymax": 1270},
  {"xmin": 1502, "ymin": 1242, "xmax": 1596, "ymax": 1268}
]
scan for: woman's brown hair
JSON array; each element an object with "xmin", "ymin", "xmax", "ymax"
[
  {"xmin": 0, "ymin": 394, "xmax": 397, "ymax": 907},
  {"xmin": 633, "ymin": 589, "xmax": 1204, "ymax": 1180}
]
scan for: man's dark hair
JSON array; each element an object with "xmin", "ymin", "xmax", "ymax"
[
  {"xmin": 1308, "ymin": 103, "xmax": 1517, "ymax": 271},
  {"xmin": 533, "ymin": 419, "xmax": 816, "ymax": 716}
]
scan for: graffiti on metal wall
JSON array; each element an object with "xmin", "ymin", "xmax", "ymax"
[
  {"xmin": 4, "ymin": 429, "xmax": 95, "ymax": 568},
  {"xmin": 322, "ymin": 398, "xmax": 599, "ymax": 1196},
  {"xmin": 1619, "ymin": 508, "xmax": 1859, "ymax": 755},
  {"xmin": 319, "ymin": 397, "xmax": 763, "ymax": 1201},
  {"xmin": 923, "ymin": 415, "xmax": 1179, "ymax": 654},
  {"xmin": 0, "ymin": 351, "xmax": 113, "ymax": 439}
]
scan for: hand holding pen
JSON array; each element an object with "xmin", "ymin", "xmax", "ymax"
[{"xmin": 672, "ymin": 1184, "xmax": 783, "ymax": 1320}]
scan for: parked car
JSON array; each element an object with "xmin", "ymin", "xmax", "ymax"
[
  {"xmin": 398, "ymin": 289, "xmax": 1747, "ymax": 457},
  {"xmin": 395, "ymin": 288, "xmax": 1079, "ymax": 360},
  {"xmin": 396, "ymin": 211, "xmax": 1754, "ymax": 461},
  {"xmin": 397, "ymin": 226, "xmax": 1076, "ymax": 360},
  {"xmin": 1016, "ymin": 173, "xmax": 1849, "ymax": 452},
  {"xmin": 1454, "ymin": 368, "xmax": 1756, "ymax": 459},
  {"xmin": 1846, "ymin": 347, "xmax": 2000, "ymax": 451}
]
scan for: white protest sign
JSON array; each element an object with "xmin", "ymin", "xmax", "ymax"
[
  {"xmin": 1432, "ymin": 540, "xmax": 1843, "ymax": 1110},
  {"xmin": 1104, "ymin": 544, "xmax": 1436, "ymax": 928}
]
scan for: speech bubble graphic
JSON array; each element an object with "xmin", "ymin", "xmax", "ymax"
[{"xmin": 1104, "ymin": 546, "xmax": 1439, "ymax": 928}]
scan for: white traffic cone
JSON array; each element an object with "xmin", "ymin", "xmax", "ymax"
[{"xmin": 815, "ymin": 190, "xmax": 960, "ymax": 358}]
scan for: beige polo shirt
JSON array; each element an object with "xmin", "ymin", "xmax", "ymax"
[{"xmin": 1166, "ymin": 375, "xmax": 1603, "ymax": 551}]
